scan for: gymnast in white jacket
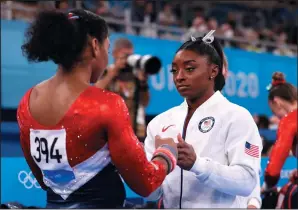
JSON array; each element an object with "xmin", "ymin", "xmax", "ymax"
[{"xmin": 145, "ymin": 31, "xmax": 263, "ymax": 208}]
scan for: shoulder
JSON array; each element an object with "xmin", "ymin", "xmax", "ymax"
[
  {"xmin": 281, "ymin": 109, "xmax": 297, "ymax": 123},
  {"xmin": 279, "ymin": 109, "xmax": 297, "ymax": 129},
  {"xmin": 224, "ymin": 100, "xmax": 254, "ymax": 121},
  {"xmin": 88, "ymin": 86, "xmax": 124, "ymax": 104},
  {"xmin": 219, "ymin": 100, "xmax": 256, "ymax": 130},
  {"xmin": 18, "ymin": 88, "xmax": 34, "ymax": 111}
]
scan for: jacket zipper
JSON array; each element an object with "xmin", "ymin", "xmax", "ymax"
[{"xmin": 179, "ymin": 111, "xmax": 190, "ymax": 209}]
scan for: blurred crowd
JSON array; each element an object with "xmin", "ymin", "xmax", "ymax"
[
  {"xmin": 253, "ymin": 114, "xmax": 284, "ymax": 157},
  {"xmin": 2, "ymin": 0, "xmax": 297, "ymax": 56},
  {"xmin": 1, "ymin": 1, "xmax": 296, "ymax": 158}
]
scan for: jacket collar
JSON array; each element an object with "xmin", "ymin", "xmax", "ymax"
[{"xmin": 180, "ymin": 91, "xmax": 225, "ymax": 112}]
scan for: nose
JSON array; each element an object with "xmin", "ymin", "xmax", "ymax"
[{"xmin": 175, "ymin": 69, "xmax": 186, "ymax": 83}]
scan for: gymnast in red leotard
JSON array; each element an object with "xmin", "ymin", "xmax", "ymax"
[
  {"xmin": 262, "ymin": 72, "xmax": 297, "ymax": 209},
  {"xmin": 17, "ymin": 9, "xmax": 177, "ymax": 209}
]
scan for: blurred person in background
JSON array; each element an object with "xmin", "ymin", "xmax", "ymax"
[
  {"xmin": 18, "ymin": 9, "xmax": 178, "ymax": 208},
  {"xmin": 269, "ymin": 115, "xmax": 280, "ymax": 130},
  {"xmin": 145, "ymin": 32, "xmax": 262, "ymax": 208},
  {"xmin": 38, "ymin": 1, "xmax": 55, "ymax": 11},
  {"xmin": 262, "ymin": 72, "xmax": 297, "ymax": 209},
  {"xmin": 140, "ymin": 2, "xmax": 158, "ymax": 38},
  {"xmin": 273, "ymin": 31, "xmax": 295, "ymax": 57},
  {"xmin": 55, "ymin": 0, "xmax": 70, "ymax": 12},
  {"xmin": 94, "ymin": 1, "xmax": 110, "ymax": 17},
  {"xmin": 130, "ymin": 0, "xmax": 146, "ymax": 34},
  {"xmin": 82, "ymin": 0, "xmax": 110, "ymax": 17},
  {"xmin": 240, "ymin": 28, "xmax": 266, "ymax": 53},
  {"xmin": 254, "ymin": 114, "xmax": 270, "ymax": 129},
  {"xmin": 157, "ymin": 3, "xmax": 177, "ymax": 27},
  {"xmin": 207, "ymin": 17, "xmax": 218, "ymax": 31},
  {"xmin": 181, "ymin": 16, "xmax": 207, "ymax": 41},
  {"xmin": 95, "ymin": 38, "xmax": 150, "ymax": 142},
  {"xmin": 253, "ymin": 114, "xmax": 275, "ymax": 157}
]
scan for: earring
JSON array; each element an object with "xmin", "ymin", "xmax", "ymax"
[{"xmin": 209, "ymin": 76, "xmax": 213, "ymax": 80}]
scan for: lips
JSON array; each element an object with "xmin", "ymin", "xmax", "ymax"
[{"xmin": 177, "ymin": 85, "xmax": 190, "ymax": 90}]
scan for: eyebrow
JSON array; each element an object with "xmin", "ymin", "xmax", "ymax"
[
  {"xmin": 183, "ymin": 60, "xmax": 196, "ymax": 64},
  {"xmin": 172, "ymin": 60, "xmax": 196, "ymax": 65}
]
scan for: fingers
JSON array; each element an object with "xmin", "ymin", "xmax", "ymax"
[
  {"xmin": 177, "ymin": 133, "xmax": 184, "ymax": 143},
  {"xmin": 177, "ymin": 142, "xmax": 189, "ymax": 149},
  {"xmin": 178, "ymin": 155, "xmax": 187, "ymax": 162},
  {"xmin": 177, "ymin": 148, "xmax": 189, "ymax": 155},
  {"xmin": 155, "ymin": 135, "xmax": 161, "ymax": 140}
]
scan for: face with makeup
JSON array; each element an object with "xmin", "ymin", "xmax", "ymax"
[{"xmin": 171, "ymin": 49, "xmax": 219, "ymax": 100}]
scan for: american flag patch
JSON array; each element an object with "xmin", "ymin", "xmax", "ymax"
[{"xmin": 245, "ymin": 141, "xmax": 259, "ymax": 158}]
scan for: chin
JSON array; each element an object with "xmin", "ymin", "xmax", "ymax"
[{"xmin": 178, "ymin": 91, "xmax": 192, "ymax": 99}]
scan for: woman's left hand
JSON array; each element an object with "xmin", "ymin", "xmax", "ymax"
[{"xmin": 177, "ymin": 134, "xmax": 197, "ymax": 170}]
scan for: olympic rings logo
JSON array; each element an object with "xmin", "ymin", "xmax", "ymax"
[{"xmin": 18, "ymin": 171, "xmax": 41, "ymax": 189}]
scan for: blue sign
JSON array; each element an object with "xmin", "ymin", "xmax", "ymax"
[
  {"xmin": 0, "ymin": 157, "xmax": 141, "ymax": 207},
  {"xmin": 1, "ymin": 156, "xmax": 296, "ymax": 206},
  {"xmin": 1, "ymin": 20, "xmax": 297, "ymax": 116}
]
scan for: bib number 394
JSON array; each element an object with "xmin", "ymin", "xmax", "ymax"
[
  {"xmin": 30, "ymin": 129, "xmax": 67, "ymax": 167},
  {"xmin": 33, "ymin": 137, "xmax": 62, "ymax": 163}
]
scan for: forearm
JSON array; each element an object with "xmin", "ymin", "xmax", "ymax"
[
  {"xmin": 190, "ymin": 157, "xmax": 256, "ymax": 196},
  {"xmin": 264, "ymin": 127, "xmax": 294, "ymax": 187},
  {"xmin": 107, "ymin": 96, "xmax": 176, "ymax": 197},
  {"xmin": 110, "ymin": 129, "xmax": 176, "ymax": 197},
  {"xmin": 248, "ymin": 177, "xmax": 262, "ymax": 208}
]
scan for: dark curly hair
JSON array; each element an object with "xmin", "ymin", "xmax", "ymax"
[
  {"xmin": 176, "ymin": 37, "xmax": 225, "ymax": 91},
  {"xmin": 22, "ymin": 9, "xmax": 108, "ymax": 71}
]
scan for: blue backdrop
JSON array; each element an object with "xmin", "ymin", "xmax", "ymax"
[
  {"xmin": 1, "ymin": 156, "xmax": 296, "ymax": 207},
  {"xmin": 1, "ymin": 20, "xmax": 297, "ymax": 116}
]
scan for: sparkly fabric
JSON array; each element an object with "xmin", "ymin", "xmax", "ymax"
[
  {"xmin": 17, "ymin": 86, "xmax": 167, "ymax": 197},
  {"xmin": 265, "ymin": 109, "xmax": 297, "ymax": 187}
]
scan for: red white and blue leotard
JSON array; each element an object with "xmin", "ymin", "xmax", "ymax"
[{"xmin": 17, "ymin": 86, "xmax": 168, "ymax": 208}]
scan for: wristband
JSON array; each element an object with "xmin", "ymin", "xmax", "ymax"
[{"xmin": 152, "ymin": 145, "xmax": 177, "ymax": 174}]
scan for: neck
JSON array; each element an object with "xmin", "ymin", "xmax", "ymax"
[
  {"xmin": 284, "ymin": 101, "xmax": 298, "ymax": 113},
  {"xmin": 55, "ymin": 63, "xmax": 92, "ymax": 87},
  {"xmin": 186, "ymin": 88, "xmax": 215, "ymax": 111}
]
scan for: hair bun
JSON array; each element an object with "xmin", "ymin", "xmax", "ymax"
[
  {"xmin": 271, "ymin": 72, "xmax": 286, "ymax": 86},
  {"xmin": 272, "ymin": 72, "xmax": 285, "ymax": 81}
]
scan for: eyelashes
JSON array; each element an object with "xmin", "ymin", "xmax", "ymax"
[{"xmin": 170, "ymin": 68, "xmax": 195, "ymax": 74}]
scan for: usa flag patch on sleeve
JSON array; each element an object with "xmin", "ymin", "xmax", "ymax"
[{"xmin": 245, "ymin": 141, "xmax": 259, "ymax": 158}]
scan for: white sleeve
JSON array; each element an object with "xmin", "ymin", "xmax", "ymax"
[
  {"xmin": 190, "ymin": 109, "xmax": 262, "ymax": 197},
  {"xmin": 144, "ymin": 120, "xmax": 155, "ymax": 161},
  {"xmin": 247, "ymin": 170, "xmax": 262, "ymax": 208},
  {"xmin": 144, "ymin": 119, "xmax": 163, "ymax": 201}
]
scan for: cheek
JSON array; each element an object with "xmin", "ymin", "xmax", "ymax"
[
  {"xmin": 191, "ymin": 73, "xmax": 207, "ymax": 86},
  {"xmin": 270, "ymin": 104, "xmax": 284, "ymax": 118}
]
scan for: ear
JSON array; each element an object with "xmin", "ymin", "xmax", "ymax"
[
  {"xmin": 91, "ymin": 38, "xmax": 100, "ymax": 58},
  {"xmin": 209, "ymin": 64, "xmax": 219, "ymax": 80}
]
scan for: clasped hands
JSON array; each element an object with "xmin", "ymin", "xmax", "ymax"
[{"xmin": 155, "ymin": 134, "xmax": 196, "ymax": 170}]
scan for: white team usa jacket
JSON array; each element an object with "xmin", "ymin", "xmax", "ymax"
[{"xmin": 145, "ymin": 91, "xmax": 263, "ymax": 208}]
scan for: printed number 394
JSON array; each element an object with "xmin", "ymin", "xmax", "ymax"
[{"xmin": 33, "ymin": 137, "xmax": 62, "ymax": 163}]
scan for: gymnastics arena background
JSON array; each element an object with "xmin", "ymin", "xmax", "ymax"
[{"xmin": 1, "ymin": 18, "xmax": 297, "ymax": 207}]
